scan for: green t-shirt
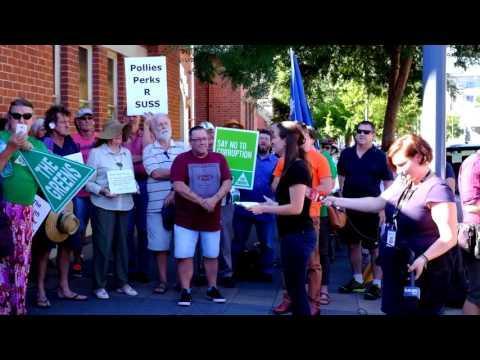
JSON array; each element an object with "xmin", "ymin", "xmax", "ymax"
[
  {"xmin": 320, "ymin": 150, "xmax": 338, "ymax": 218},
  {"xmin": 0, "ymin": 131, "xmax": 48, "ymax": 205}
]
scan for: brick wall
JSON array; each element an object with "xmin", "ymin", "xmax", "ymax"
[
  {"xmin": 92, "ymin": 46, "xmax": 109, "ymax": 131},
  {"xmin": 0, "ymin": 45, "xmax": 189, "ymax": 138},
  {"xmin": 0, "ymin": 45, "xmax": 54, "ymax": 116},
  {"xmin": 194, "ymin": 74, "xmax": 264, "ymax": 130},
  {"xmin": 117, "ymin": 54, "xmax": 126, "ymax": 117},
  {"xmin": 195, "ymin": 79, "xmax": 209, "ymax": 122}
]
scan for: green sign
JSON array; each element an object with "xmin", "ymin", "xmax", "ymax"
[
  {"xmin": 213, "ymin": 127, "xmax": 259, "ymax": 190},
  {"xmin": 20, "ymin": 149, "xmax": 95, "ymax": 213}
]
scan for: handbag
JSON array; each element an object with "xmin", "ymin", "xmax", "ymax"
[
  {"xmin": 161, "ymin": 203, "xmax": 175, "ymax": 231},
  {"xmin": 0, "ymin": 201, "xmax": 13, "ymax": 258},
  {"xmin": 328, "ymin": 206, "xmax": 347, "ymax": 230},
  {"xmin": 457, "ymin": 223, "xmax": 480, "ymax": 259}
]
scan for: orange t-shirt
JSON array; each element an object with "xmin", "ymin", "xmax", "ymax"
[{"xmin": 273, "ymin": 149, "xmax": 331, "ymax": 217}]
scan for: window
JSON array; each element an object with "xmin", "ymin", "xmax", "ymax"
[
  {"xmin": 106, "ymin": 52, "xmax": 118, "ymax": 120},
  {"xmin": 466, "ymin": 95, "xmax": 474, "ymax": 103},
  {"xmin": 79, "ymin": 46, "xmax": 92, "ymax": 108}
]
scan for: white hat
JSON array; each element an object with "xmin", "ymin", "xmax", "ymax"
[{"xmin": 76, "ymin": 108, "xmax": 93, "ymax": 118}]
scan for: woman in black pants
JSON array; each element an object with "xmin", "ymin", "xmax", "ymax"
[{"xmin": 250, "ymin": 121, "xmax": 316, "ymax": 316}]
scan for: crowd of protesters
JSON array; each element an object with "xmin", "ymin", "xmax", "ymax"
[{"xmin": 1, "ymin": 96, "xmax": 479, "ymax": 316}]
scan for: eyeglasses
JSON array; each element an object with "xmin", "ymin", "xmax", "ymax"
[
  {"xmin": 356, "ymin": 129, "xmax": 372, "ymax": 135},
  {"xmin": 191, "ymin": 138, "xmax": 208, "ymax": 142},
  {"xmin": 78, "ymin": 116, "xmax": 93, "ymax": 121},
  {"xmin": 10, "ymin": 112, "xmax": 33, "ymax": 120}
]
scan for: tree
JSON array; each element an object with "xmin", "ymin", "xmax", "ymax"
[{"xmin": 194, "ymin": 45, "xmax": 480, "ymax": 150}]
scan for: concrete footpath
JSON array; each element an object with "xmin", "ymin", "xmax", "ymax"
[{"xmin": 26, "ymin": 242, "xmax": 462, "ymax": 316}]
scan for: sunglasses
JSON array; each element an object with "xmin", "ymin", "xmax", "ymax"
[
  {"xmin": 356, "ymin": 129, "xmax": 372, "ymax": 135},
  {"xmin": 10, "ymin": 112, "xmax": 33, "ymax": 120},
  {"xmin": 78, "ymin": 116, "xmax": 93, "ymax": 121}
]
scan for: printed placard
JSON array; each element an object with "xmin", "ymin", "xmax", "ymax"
[
  {"xmin": 124, "ymin": 56, "xmax": 168, "ymax": 116},
  {"xmin": 213, "ymin": 127, "xmax": 259, "ymax": 190}
]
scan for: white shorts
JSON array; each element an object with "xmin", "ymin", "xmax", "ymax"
[
  {"xmin": 174, "ymin": 224, "xmax": 220, "ymax": 259},
  {"xmin": 147, "ymin": 212, "xmax": 172, "ymax": 251}
]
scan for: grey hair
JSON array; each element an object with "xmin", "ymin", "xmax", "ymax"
[
  {"xmin": 31, "ymin": 118, "xmax": 45, "ymax": 134},
  {"xmin": 152, "ymin": 113, "xmax": 171, "ymax": 123}
]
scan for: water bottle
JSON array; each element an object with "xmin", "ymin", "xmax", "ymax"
[{"xmin": 231, "ymin": 187, "xmax": 240, "ymax": 203}]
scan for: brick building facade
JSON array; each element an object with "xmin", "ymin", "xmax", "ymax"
[
  {"xmin": 0, "ymin": 45, "xmax": 269, "ymax": 139},
  {"xmin": 0, "ymin": 45, "xmax": 194, "ymax": 141},
  {"xmin": 194, "ymin": 74, "xmax": 269, "ymax": 130}
]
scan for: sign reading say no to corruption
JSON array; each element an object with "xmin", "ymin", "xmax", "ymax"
[
  {"xmin": 213, "ymin": 127, "xmax": 259, "ymax": 190},
  {"xmin": 124, "ymin": 56, "xmax": 168, "ymax": 116}
]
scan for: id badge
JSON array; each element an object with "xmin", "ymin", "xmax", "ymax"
[{"xmin": 385, "ymin": 225, "xmax": 396, "ymax": 248}]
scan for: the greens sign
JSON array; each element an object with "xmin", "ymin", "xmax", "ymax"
[
  {"xmin": 213, "ymin": 127, "xmax": 259, "ymax": 190},
  {"xmin": 20, "ymin": 149, "xmax": 95, "ymax": 213}
]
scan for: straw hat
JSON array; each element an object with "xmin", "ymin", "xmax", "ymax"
[
  {"xmin": 97, "ymin": 120, "xmax": 127, "ymax": 140},
  {"xmin": 45, "ymin": 202, "xmax": 80, "ymax": 243},
  {"xmin": 224, "ymin": 120, "xmax": 244, "ymax": 129}
]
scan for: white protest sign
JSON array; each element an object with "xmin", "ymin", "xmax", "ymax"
[
  {"xmin": 32, "ymin": 195, "xmax": 51, "ymax": 236},
  {"xmin": 64, "ymin": 152, "xmax": 84, "ymax": 164},
  {"xmin": 107, "ymin": 169, "xmax": 137, "ymax": 195},
  {"xmin": 124, "ymin": 56, "xmax": 168, "ymax": 116}
]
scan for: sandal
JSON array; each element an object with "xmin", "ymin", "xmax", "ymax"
[
  {"xmin": 153, "ymin": 282, "xmax": 168, "ymax": 294},
  {"xmin": 36, "ymin": 296, "xmax": 51, "ymax": 308},
  {"xmin": 319, "ymin": 292, "xmax": 330, "ymax": 305},
  {"xmin": 57, "ymin": 289, "xmax": 88, "ymax": 301}
]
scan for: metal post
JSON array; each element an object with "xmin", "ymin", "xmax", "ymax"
[{"xmin": 421, "ymin": 45, "xmax": 447, "ymax": 179}]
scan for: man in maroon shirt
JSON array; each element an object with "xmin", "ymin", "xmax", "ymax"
[{"xmin": 171, "ymin": 126, "xmax": 232, "ymax": 306}]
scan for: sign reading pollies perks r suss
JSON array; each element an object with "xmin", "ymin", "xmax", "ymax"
[{"xmin": 124, "ymin": 56, "xmax": 168, "ymax": 116}]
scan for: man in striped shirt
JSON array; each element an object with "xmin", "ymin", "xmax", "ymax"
[{"xmin": 143, "ymin": 113, "xmax": 187, "ymax": 294}]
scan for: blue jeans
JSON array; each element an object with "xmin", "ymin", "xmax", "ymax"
[
  {"xmin": 281, "ymin": 229, "xmax": 316, "ymax": 316},
  {"xmin": 232, "ymin": 210, "xmax": 276, "ymax": 275},
  {"xmin": 127, "ymin": 179, "xmax": 150, "ymax": 274},
  {"xmin": 72, "ymin": 196, "xmax": 93, "ymax": 253}
]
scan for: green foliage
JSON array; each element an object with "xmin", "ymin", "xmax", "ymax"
[
  {"xmin": 194, "ymin": 45, "xmax": 480, "ymax": 141},
  {"xmin": 447, "ymin": 114, "xmax": 463, "ymax": 140}
]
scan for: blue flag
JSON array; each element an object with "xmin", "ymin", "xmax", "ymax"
[{"xmin": 289, "ymin": 49, "xmax": 313, "ymax": 126}]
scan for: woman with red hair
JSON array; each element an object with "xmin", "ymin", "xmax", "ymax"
[{"xmin": 325, "ymin": 134, "xmax": 457, "ymax": 315}]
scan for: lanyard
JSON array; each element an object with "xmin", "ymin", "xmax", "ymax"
[{"xmin": 391, "ymin": 170, "xmax": 431, "ymax": 230}]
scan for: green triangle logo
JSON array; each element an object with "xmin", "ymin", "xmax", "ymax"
[
  {"xmin": 235, "ymin": 172, "xmax": 250, "ymax": 187},
  {"xmin": 20, "ymin": 149, "xmax": 95, "ymax": 213}
]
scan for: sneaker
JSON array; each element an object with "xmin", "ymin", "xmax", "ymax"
[
  {"xmin": 94, "ymin": 288, "xmax": 110, "ymax": 300},
  {"xmin": 72, "ymin": 262, "xmax": 83, "ymax": 278},
  {"xmin": 116, "ymin": 284, "xmax": 138, "ymax": 296},
  {"xmin": 364, "ymin": 282, "xmax": 381, "ymax": 300},
  {"xmin": 338, "ymin": 279, "xmax": 366, "ymax": 293},
  {"xmin": 206, "ymin": 287, "xmax": 226, "ymax": 303},
  {"xmin": 220, "ymin": 276, "xmax": 236, "ymax": 288},
  {"xmin": 178, "ymin": 289, "xmax": 192, "ymax": 306}
]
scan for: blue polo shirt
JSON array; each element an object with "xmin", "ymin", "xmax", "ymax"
[
  {"xmin": 236, "ymin": 153, "xmax": 278, "ymax": 221},
  {"xmin": 338, "ymin": 145, "xmax": 393, "ymax": 198}
]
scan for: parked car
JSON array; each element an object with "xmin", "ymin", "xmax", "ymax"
[{"xmin": 446, "ymin": 143, "xmax": 480, "ymax": 184}]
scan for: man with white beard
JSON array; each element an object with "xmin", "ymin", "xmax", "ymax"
[{"xmin": 143, "ymin": 113, "xmax": 187, "ymax": 294}]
